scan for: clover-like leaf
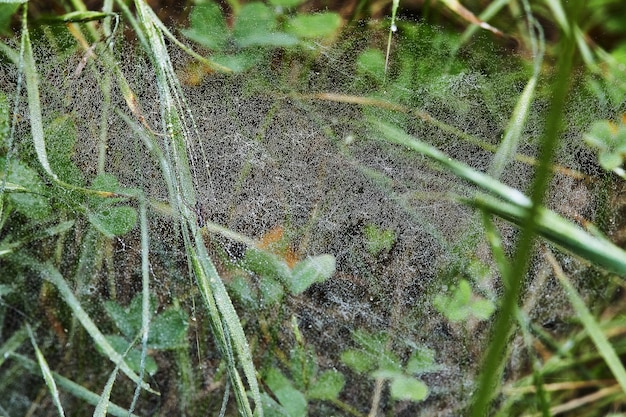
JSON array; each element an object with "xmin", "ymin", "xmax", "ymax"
[
  {"xmin": 434, "ymin": 279, "xmax": 495, "ymax": 322},
  {"xmin": 0, "ymin": 158, "xmax": 51, "ymax": 220},
  {"xmin": 88, "ymin": 205, "xmax": 137, "ymax": 237},
  {"xmin": 264, "ymin": 367, "xmax": 308, "ymax": 417},
  {"xmin": 307, "ymin": 370, "xmax": 345, "ymax": 400},
  {"xmin": 180, "ymin": 1, "xmax": 228, "ymax": 50},
  {"xmin": 389, "ymin": 375, "xmax": 429, "ymax": 402},
  {"xmin": 286, "ymin": 13, "xmax": 342, "ymax": 39},
  {"xmin": 584, "ymin": 119, "xmax": 626, "ymax": 171},
  {"xmin": 103, "ymin": 335, "xmax": 158, "ymax": 376}
]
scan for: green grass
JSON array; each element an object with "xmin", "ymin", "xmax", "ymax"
[{"xmin": 1, "ymin": 0, "xmax": 626, "ymax": 416}]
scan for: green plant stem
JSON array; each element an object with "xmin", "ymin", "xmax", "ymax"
[
  {"xmin": 330, "ymin": 398, "xmax": 366, "ymax": 417},
  {"xmin": 469, "ymin": 5, "xmax": 579, "ymax": 415}
]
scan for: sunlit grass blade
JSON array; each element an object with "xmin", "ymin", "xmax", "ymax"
[
  {"xmin": 439, "ymin": 0, "xmax": 504, "ymax": 36},
  {"xmin": 374, "ymin": 120, "xmax": 626, "ymax": 276},
  {"xmin": 27, "ymin": 324, "xmax": 66, "ymax": 417},
  {"xmin": 10, "ymin": 353, "xmax": 140, "ymax": 417},
  {"xmin": 456, "ymin": 0, "xmax": 509, "ymax": 50},
  {"xmin": 468, "ymin": 194, "xmax": 626, "ymax": 276},
  {"xmin": 374, "ymin": 119, "xmax": 531, "ymax": 206},
  {"xmin": 37, "ymin": 10, "xmax": 116, "ymax": 24},
  {"xmin": 489, "ymin": 75, "xmax": 537, "ymax": 179},
  {"xmin": 545, "ymin": 249, "xmax": 626, "ymax": 393}
]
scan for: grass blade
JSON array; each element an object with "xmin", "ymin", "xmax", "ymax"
[
  {"xmin": 468, "ymin": 194, "xmax": 626, "ymax": 276},
  {"xmin": 131, "ymin": 0, "xmax": 262, "ymax": 413},
  {"xmin": 27, "ymin": 324, "xmax": 66, "ymax": 417},
  {"xmin": 489, "ymin": 75, "xmax": 537, "ymax": 179},
  {"xmin": 93, "ymin": 365, "xmax": 120, "ymax": 417},
  {"xmin": 375, "ymin": 119, "xmax": 531, "ymax": 206},
  {"xmin": 545, "ymin": 249, "xmax": 626, "ymax": 393},
  {"xmin": 0, "ymin": 326, "xmax": 28, "ymax": 368},
  {"xmin": 20, "ymin": 256, "xmax": 158, "ymax": 395},
  {"xmin": 19, "ymin": 6, "xmax": 58, "ymax": 182},
  {"xmin": 10, "ymin": 353, "xmax": 139, "ymax": 417}
]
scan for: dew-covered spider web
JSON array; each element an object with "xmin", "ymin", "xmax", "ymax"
[{"xmin": 0, "ymin": 8, "xmax": 621, "ymax": 416}]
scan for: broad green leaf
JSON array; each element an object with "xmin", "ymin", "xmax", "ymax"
[
  {"xmin": 212, "ymin": 52, "xmax": 263, "ymax": 72},
  {"xmin": 229, "ymin": 274, "xmax": 258, "ymax": 309},
  {"xmin": 265, "ymin": 368, "xmax": 308, "ymax": 417},
  {"xmin": 340, "ymin": 349, "xmax": 376, "ymax": 373},
  {"xmin": 148, "ymin": 307, "xmax": 189, "ymax": 350},
  {"xmin": 45, "ymin": 115, "xmax": 83, "ymax": 185},
  {"xmin": 180, "ymin": 2, "xmax": 228, "ymax": 50},
  {"xmin": 288, "ymin": 254, "xmax": 335, "ymax": 295},
  {"xmin": 105, "ymin": 295, "xmax": 187, "ymax": 350},
  {"xmin": 91, "ymin": 173, "xmax": 122, "ymax": 193},
  {"xmin": 307, "ymin": 370, "xmax": 345, "ymax": 400},
  {"xmin": 103, "ymin": 335, "xmax": 158, "ymax": 376},
  {"xmin": 472, "ymin": 299, "xmax": 496, "ymax": 321},
  {"xmin": 289, "ymin": 344, "xmax": 316, "ymax": 389},
  {"xmin": 584, "ymin": 120, "xmax": 626, "ymax": 171},
  {"xmin": 104, "ymin": 297, "xmax": 144, "ymax": 339},
  {"xmin": 240, "ymin": 247, "xmax": 292, "ymax": 283},
  {"xmin": 406, "ymin": 347, "xmax": 441, "ymax": 375},
  {"xmin": 389, "ymin": 375, "xmax": 429, "ymax": 402},
  {"xmin": 88, "ymin": 205, "xmax": 137, "ymax": 237},
  {"xmin": 434, "ymin": 279, "xmax": 493, "ymax": 322},
  {"xmin": 233, "ymin": 2, "xmax": 278, "ymax": 47},
  {"xmin": 275, "ymin": 386, "xmax": 307, "ymax": 417},
  {"xmin": 286, "ymin": 13, "xmax": 342, "ymax": 39},
  {"xmin": 1, "ymin": 158, "xmax": 51, "ymax": 220}
]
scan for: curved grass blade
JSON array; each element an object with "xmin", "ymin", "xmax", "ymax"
[
  {"xmin": 545, "ymin": 249, "xmax": 626, "ymax": 393},
  {"xmin": 27, "ymin": 324, "xmax": 66, "ymax": 417},
  {"xmin": 132, "ymin": 1, "xmax": 262, "ymax": 413},
  {"xmin": 19, "ymin": 257, "xmax": 158, "ymax": 395},
  {"xmin": 468, "ymin": 194, "xmax": 626, "ymax": 276},
  {"xmin": 375, "ymin": 119, "xmax": 531, "ymax": 206},
  {"xmin": 377, "ymin": 118, "xmax": 626, "ymax": 276},
  {"xmin": 488, "ymin": 75, "xmax": 537, "ymax": 179},
  {"xmin": 19, "ymin": 6, "xmax": 116, "ymax": 198},
  {"xmin": 93, "ymin": 365, "xmax": 120, "ymax": 417},
  {"xmin": 10, "ymin": 353, "xmax": 140, "ymax": 417}
]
